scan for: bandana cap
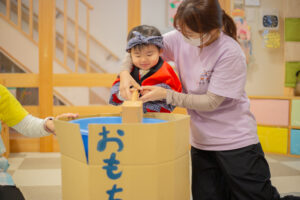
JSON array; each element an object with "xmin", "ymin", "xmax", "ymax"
[{"xmin": 126, "ymin": 31, "xmax": 163, "ymax": 52}]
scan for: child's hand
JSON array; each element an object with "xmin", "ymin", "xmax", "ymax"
[{"xmin": 120, "ymin": 71, "xmax": 140, "ymax": 100}]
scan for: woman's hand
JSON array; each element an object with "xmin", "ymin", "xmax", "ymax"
[
  {"xmin": 140, "ymin": 86, "xmax": 167, "ymax": 102},
  {"xmin": 119, "ymin": 71, "xmax": 140, "ymax": 100},
  {"xmin": 45, "ymin": 113, "xmax": 79, "ymax": 134}
]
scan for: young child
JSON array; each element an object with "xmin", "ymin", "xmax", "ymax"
[
  {"xmin": 0, "ymin": 84, "xmax": 78, "ymax": 199},
  {"xmin": 109, "ymin": 25, "xmax": 182, "ymax": 113}
]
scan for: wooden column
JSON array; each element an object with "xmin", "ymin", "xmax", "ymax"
[
  {"xmin": 219, "ymin": 0, "xmax": 231, "ymax": 15},
  {"xmin": 38, "ymin": 0, "xmax": 54, "ymax": 152},
  {"xmin": 127, "ymin": 0, "xmax": 141, "ymax": 33}
]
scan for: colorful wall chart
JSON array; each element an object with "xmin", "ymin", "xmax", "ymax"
[
  {"xmin": 232, "ymin": 8, "xmax": 252, "ymax": 64},
  {"xmin": 168, "ymin": 0, "xmax": 183, "ymax": 27}
]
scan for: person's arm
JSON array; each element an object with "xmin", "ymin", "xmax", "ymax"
[
  {"xmin": 12, "ymin": 115, "xmax": 52, "ymax": 137},
  {"xmin": 142, "ymin": 84, "xmax": 175, "ymax": 113},
  {"xmin": 12, "ymin": 113, "xmax": 78, "ymax": 137},
  {"xmin": 119, "ymin": 53, "xmax": 140, "ymax": 100},
  {"xmin": 109, "ymin": 82, "xmax": 125, "ymax": 105},
  {"xmin": 140, "ymin": 86, "xmax": 225, "ymax": 112},
  {"xmin": 166, "ymin": 90, "xmax": 225, "ymax": 112}
]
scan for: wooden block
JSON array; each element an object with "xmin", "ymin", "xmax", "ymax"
[
  {"xmin": 121, "ymin": 89, "xmax": 143, "ymax": 123},
  {"xmin": 122, "ymin": 101, "xmax": 143, "ymax": 123}
]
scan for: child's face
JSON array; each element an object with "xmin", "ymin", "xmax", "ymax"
[{"xmin": 131, "ymin": 44, "xmax": 161, "ymax": 70}]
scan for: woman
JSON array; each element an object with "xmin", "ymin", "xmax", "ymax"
[
  {"xmin": 0, "ymin": 84, "xmax": 78, "ymax": 199},
  {"xmin": 118, "ymin": 0, "xmax": 300, "ymax": 199}
]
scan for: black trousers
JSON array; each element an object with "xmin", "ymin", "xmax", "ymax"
[
  {"xmin": 191, "ymin": 143, "xmax": 281, "ymax": 200},
  {"xmin": 0, "ymin": 186, "xmax": 25, "ymax": 200}
]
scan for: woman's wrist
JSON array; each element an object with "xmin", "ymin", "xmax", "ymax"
[
  {"xmin": 44, "ymin": 117, "xmax": 55, "ymax": 134},
  {"xmin": 166, "ymin": 89, "xmax": 173, "ymax": 104}
]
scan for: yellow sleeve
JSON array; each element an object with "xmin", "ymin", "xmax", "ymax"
[{"xmin": 0, "ymin": 85, "xmax": 28, "ymax": 127}]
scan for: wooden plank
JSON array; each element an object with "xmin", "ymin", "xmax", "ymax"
[
  {"xmin": 86, "ymin": 8, "xmax": 90, "ymax": 72},
  {"xmin": 219, "ymin": 0, "xmax": 231, "ymax": 15},
  {"xmin": 0, "ymin": 73, "xmax": 116, "ymax": 87},
  {"xmin": 53, "ymin": 73, "xmax": 117, "ymax": 87},
  {"xmin": 0, "ymin": 13, "xmax": 38, "ymax": 45},
  {"xmin": 10, "ymin": 137, "xmax": 40, "ymax": 152},
  {"xmin": 53, "ymin": 105, "xmax": 121, "ymax": 116},
  {"xmin": 128, "ymin": 0, "xmax": 141, "ymax": 33},
  {"xmin": 249, "ymin": 95, "xmax": 293, "ymax": 100},
  {"xmin": 75, "ymin": 0, "xmax": 79, "ymax": 72},
  {"xmin": 0, "ymin": 73, "xmax": 39, "ymax": 87},
  {"xmin": 80, "ymin": 0, "xmax": 93, "ymax": 10},
  {"xmin": 1, "ymin": 124, "xmax": 10, "ymax": 157},
  {"xmin": 29, "ymin": 0, "xmax": 33, "ymax": 38},
  {"xmin": 17, "ymin": 0, "xmax": 21, "ymax": 28},
  {"xmin": 6, "ymin": 0, "xmax": 10, "ymax": 19},
  {"xmin": 38, "ymin": 0, "xmax": 54, "ymax": 152},
  {"xmin": 64, "ymin": 0, "xmax": 68, "ymax": 66},
  {"xmin": 23, "ymin": 106, "xmax": 39, "ymax": 115}
]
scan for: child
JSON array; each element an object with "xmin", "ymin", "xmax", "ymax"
[
  {"xmin": 109, "ymin": 25, "xmax": 182, "ymax": 113},
  {"xmin": 0, "ymin": 84, "xmax": 78, "ymax": 199}
]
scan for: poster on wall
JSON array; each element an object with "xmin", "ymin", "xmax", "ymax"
[
  {"xmin": 167, "ymin": 0, "xmax": 183, "ymax": 27},
  {"xmin": 232, "ymin": 5, "xmax": 253, "ymax": 65}
]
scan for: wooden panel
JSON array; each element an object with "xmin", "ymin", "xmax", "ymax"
[
  {"xmin": 218, "ymin": 0, "xmax": 231, "ymax": 15},
  {"xmin": 1, "ymin": 123, "xmax": 10, "ymax": 157},
  {"xmin": 250, "ymin": 99, "xmax": 289, "ymax": 126},
  {"xmin": 128, "ymin": 0, "xmax": 141, "ymax": 33},
  {"xmin": 291, "ymin": 100, "xmax": 300, "ymax": 126},
  {"xmin": 38, "ymin": 0, "xmax": 54, "ymax": 152},
  {"xmin": 1, "ymin": 73, "xmax": 117, "ymax": 87},
  {"xmin": 284, "ymin": 0, "xmax": 300, "ymax": 18},
  {"xmin": 10, "ymin": 137, "xmax": 40, "ymax": 152},
  {"xmin": 0, "ymin": 73, "xmax": 39, "ymax": 87},
  {"xmin": 53, "ymin": 73, "xmax": 117, "ymax": 87},
  {"xmin": 257, "ymin": 126, "xmax": 288, "ymax": 154},
  {"xmin": 285, "ymin": 42, "xmax": 300, "ymax": 62},
  {"xmin": 291, "ymin": 129, "xmax": 300, "ymax": 155},
  {"xmin": 54, "ymin": 105, "xmax": 121, "ymax": 116}
]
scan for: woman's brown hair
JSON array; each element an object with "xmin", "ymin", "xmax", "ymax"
[{"xmin": 173, "ymin": 0, "xmax": 237, "ymax": 41}]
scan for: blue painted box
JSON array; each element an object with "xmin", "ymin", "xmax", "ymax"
[{"xmin": 291, "ymin": 129, "xmax": 300, "ymax": 155}]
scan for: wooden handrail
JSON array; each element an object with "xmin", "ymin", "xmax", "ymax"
[
  {"xmin": 0, "ymin": 47, "xmax": 73, "ymax": 105},
  {"xmin": 6, "ymin": 0, "xmax": 10, "ymax": 19},
  {"xmin": 0, "ymin": 73, "xmax": 117, "ymax": 87},
  {"xmin": 29, "ymin": 0, "xmax": 33, "ymax": 38},
  {"xmin": 75, "ymin": 0, "xmax": 79, "ymax": 72},
  {"xmin": 17, "ymin": 0, "xmax": 21, "ymax": 28},
  {"xmin": 86, "ymin": 7, "xmax": 90, "ymax": 72},
  {"xmin": 63, "ymin": 0, "xmax": 68, "ymax": 66},
  {"xmin": 80, "ymin": 0, "xmax": 93, "ymax": 10},
  {"xmin": 2, "ymin": 0, "xmax": 119, "ymax": 72},
  {"xmin": 55, "ymin": 7, "xmax": 119, "ymax": 60},
  {"xmin": 55, "ymin": 33, "xmax": 106, "ymax": 73}
]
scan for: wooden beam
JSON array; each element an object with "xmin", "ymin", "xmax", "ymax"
[
  {"xmin": 53, "ymin": 73, "xmax": 117, "ymax": 87},
  {"xmin": 29, "ymin": 0, "xmax": 33, "ymax": 38},
  {"xmin": 219, "ymin": 0, "xmax": 231, "ymax": 15},
  {"xmin": 127, "ymin": 0, "xmax": 141, "ymax": 33},
  {"xmin": 0, "ymin": 73, "xmax": 117, "ymax": 87},
  {"xmin": 17, "ymin": 0, "xmax": 21, "ymax": 28},
  {"xmin": 38, "ymin": 0, "xmax": 54, "ymax": 152},
  {"xmin": 6, "ymin": 0, "xmax": 10, "ymax": 19},
  {"xmin": 0, "ymin": 73, "xmax": 39, "ymax": 87}
]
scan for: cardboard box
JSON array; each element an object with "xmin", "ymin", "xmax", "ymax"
[{"xmin": 55, "ymin": 113, "xmax": 190, "ymax": 200}]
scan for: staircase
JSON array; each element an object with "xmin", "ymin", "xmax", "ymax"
[{"xmin": 0, "ymin": 0, "xmax": 119, "ymax": 105}]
